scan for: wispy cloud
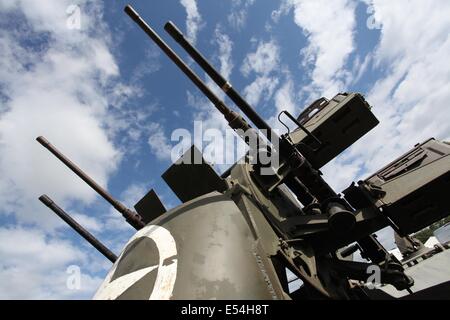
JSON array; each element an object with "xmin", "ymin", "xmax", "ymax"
[
  {"xmin": 180, "ymin": 0, "xmax": 203, "ymax": 44},
  {"xmin": 214, "ymin": 26, "xmax": 234, "ymax": 80},
  {"xmin": 147, "ymin": 122, "xmax": 172, "ymax": 161},
  {"xmin": 274, "ymin": 0, "xmax": 357, "ymax": 99},
  {"xmin": 227, "ymin": 0, "xmax": 255, "ymax": 30},
  {"xmin": 324, "ymin": 0, "xmax": 450, "ymax": 190},
  {"xmin": 0, "ymin": 226, "xmax": 104, "ymax": 299},
  {"xmin": 183, "ymin": 26, "xmax": 246, "ymax": 171},
  {"xmin": 130, "ymin": 47, "xmax": 161, "ymax": 84},
  {"xmin": 243, "ymin": 75, "xmax": 279, "ymax": 106},
  {"xmin": 241, "ymin": 40, "xmax": 280, "ymax": 77},
  {"xmin": 0, "ymin": 0, "xmax": 135, "ymax": 299},
  {"xmin": 240, "ymin": 39, "xmax": 281, "ymax": 107}
]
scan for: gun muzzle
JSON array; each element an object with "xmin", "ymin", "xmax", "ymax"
[{"xmin": 124, "ymin": 4, "xmax": 140, "ymax": 22}]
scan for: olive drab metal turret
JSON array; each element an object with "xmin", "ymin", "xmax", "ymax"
[{"xmin": 37, "ymin": 5, "xmax": 450, "ymax": 300}]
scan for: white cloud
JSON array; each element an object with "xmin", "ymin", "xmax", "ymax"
[
  {"xmin": 241, "ymin": 40, "xmax": 280, "ymax": 77},
  {"xmin": 0, "ymin": 0, "xmax": 138, "ymax": 299},
  {"xmin": 319, "ymin": 0, "xmax": 450, "ymax": 251},
  {"xmin": 202, "ymin": 26, "xmax": 234, "ymax": 100},
  {"xmin": 0, "ymin": 1, "xmax": 126, "ymax": 228},
  {"xmin": 0, "ymin": 226, "xmax": 104, "ymax": 299},
  {"xmin": 130, "ymin": 47, "xmax": 161, "ymax": 84},
  {"xmin": 146, "ymin": 12, "xmax": 230, "ymax": 167},
  {"xmin": 269, "ymin": 75, "xmax": 297, "ymax": 131},
  {"xmin": 240, "ymin": 40, "xmax": 281, "ymax": 108},
  {"xmin": 350, "ymin": 53, "xmax": 372, "ymax": 86},
  {"xmin": 71, "ymin": 212, "xmax": 103, "ymax": 233},
  {"xmin": 227, "ymin": 0, "xmax": 255, "ymax": 30},
  {"xmin": 180, "ymin": 0, "xmax": 203, "ymax": 44},
  {"xmin": 147, "ymin": 122, "xmax": 172, "ymax": 161},
  {"xmin": 103, "ymin": 183, "xmax": 149, "ymax": 250},
  {"xmin": 119, "ymin": 182, "xmax": 150, "ymax": 209},
  {"xmin": 321, "ymin": 157, "xmax": 361, "ymax": 192},
  {"xmin": 214, "ymin": 27, "xmax": 233, "ymax": 80},
  {"xmin": 243, "ymin": 75, "xmax": 279, "ymax": 106},
  {"xmin": 328, "ymin": 0, "xmax": 450, "ymax": 182},
  {"xmin": 182, "ymin": 26, "xmax": 246, "ymax": 172},
  {"xmin": 274, "ymin": 78, "xmax": 296, "ymax": 115},
  {"xmin": 274, "ymin": 0, "xmax": 357, "ymax": 99}
]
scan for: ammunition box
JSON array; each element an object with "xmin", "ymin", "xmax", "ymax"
[
  {"xmin": 365, "ymin": 139, "xmax": 450, "ymax": 235},
  {"xmin": 289, "ymin": 93, "xmax": 379, "ymax": 169}
]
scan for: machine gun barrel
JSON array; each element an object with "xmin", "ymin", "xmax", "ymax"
[
  {"xmin": 125, "ymin": 6, "xmax": 358, "ymax": 232},
  {"xmin": 39, "ymin": 195, "xmax": 118, "ymax": 263},
  {"xmin": 164, "ymin": 21, "xmax": 278, "ymax": 143},
  {"xmin": 124, "ymin": 5, "xmax": 256, "ymax": 137},
  {"xmin": 36, "ymin": 136, "xmax": 145, "ymax": 230},
  {"xmin": 162, "ymin": 22, "xmax": 339, "ymax": 201}
]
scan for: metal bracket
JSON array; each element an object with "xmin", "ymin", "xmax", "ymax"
[{"xmin": 278, "ymin": 110, "xmax": 322, "ymax": 151}]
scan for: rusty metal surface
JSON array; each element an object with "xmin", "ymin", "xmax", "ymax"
[
  {"xmin": 39, "ymin": 194, "xmax": 117, "ymax": 263},
  {"xmin": 36, "ymin": 136, "xmax": 145, "ymax": 230}
]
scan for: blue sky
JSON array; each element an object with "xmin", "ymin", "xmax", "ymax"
[{"xmin": 0, "ymin": 0, "xmax": 449, "ymax": 299}]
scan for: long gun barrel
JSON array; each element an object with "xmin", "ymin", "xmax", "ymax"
[
  {"xmin": 36, "ymin": 136, "xmax": 145, "ymax": 230},
  {"xmin": 124, "ymin": 5, "xmax": 358, "ymax": 233},
  {"xmin": 162, "ymin": 22, "xmax": 340, "ymax": 201},
  {"xmin": 39, "ymin": 195, "xmax": 118, "ymax": 263},
  {"xmin": 164, "ymin": 21, "xmax": 278, "ymax": 143},
  {"xmin": 124, "ymin": 5, "xmax": 259, "ymax": 143}
]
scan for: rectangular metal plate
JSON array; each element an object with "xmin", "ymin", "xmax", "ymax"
[
  {"xmin": 134, "ymin": 189, "xmax": 166, "ymax": 224},
  {"xmin": 162, "ymin": 145, "xmax": 228, "ymax": 203}
]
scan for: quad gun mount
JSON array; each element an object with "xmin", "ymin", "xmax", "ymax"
[{"xmin": 37, "ymin": 5, "xmax": 450, "ymax": 299}]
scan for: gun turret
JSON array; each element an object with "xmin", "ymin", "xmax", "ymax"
[{"xmin": 124, "ymin": 5, "xmax": 356, "ymax": 234}]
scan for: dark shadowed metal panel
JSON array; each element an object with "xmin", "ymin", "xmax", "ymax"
[
  {"xmin": 134, "ymin": 189, "xmax": 166, "ymax": 224},
  {"xmin": 162, "ymin": 145, "xmax": 228, "ymax": 203}
]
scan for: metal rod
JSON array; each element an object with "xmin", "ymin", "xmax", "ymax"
[
  {"xmin": 162, "ymin": 21, "xmax": 340, "ymax": 201},
  {"xmin": 124, "ymin": 5, "xmax": 271, "ymax": 159},
  {"xmin": 125, "ymin": 5, "xmax": 238, "ymax": 123},
  {"xmin": 36, "ymin": 136, "xmax": 145, "ymax": 230},
  {"xmin": 164, "ymin": 20, "xmax": 279, "ymax": 143},
  {"xmin": 279, "ymin": 110, "xmax": 322, "ymax": 148},
  {"xmin": 124, "ymin": 7, "xmax": 349, "ymax": 223},
  {"xmin": 39, "ymin": 194, "xmax": 118, "ymax": 263}
]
